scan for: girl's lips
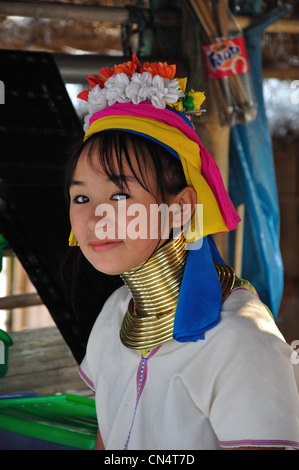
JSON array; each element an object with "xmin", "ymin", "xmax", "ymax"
[{"xmin": 89, "ymin": 240, "xmax": 122, "ymax": 252}]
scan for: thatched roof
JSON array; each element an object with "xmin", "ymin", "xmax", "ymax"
[{"xmin": 1, "ymin": 0, "xmax": 299, "ymax": 139}]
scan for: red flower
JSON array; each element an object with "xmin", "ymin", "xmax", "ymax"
[
  {"xmin": 141, "ymin": 61, "xmax": 176, "ymax": 80},
  {"xmin": 77, "ymin": 89, "xmax": 90, "ymax": 101},
  {"xmin": 78, "ymin": 68, "xmax": 114, "ymax": 100},
  {"xmin": 86, "ymin": 74, "xmax": 103, "ymax": 88},
  {"xmin": 132, "ymin": 53, "xmax": 142, "ymax": 72},
  {"xmin": 99, "ymin": 67, "xmax": 114, "ymax": 81},
  {"xmin": 113, "ymin": 54, "xmax": 142, "ymax": 76}
]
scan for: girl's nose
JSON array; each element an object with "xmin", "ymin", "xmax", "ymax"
[
  {"xmin": 88, "ymin": 203, "xmax": 117, "ymax": 240},
  {"xmin": 87, "ymin": 205, "xmax": 102, "ymax": 233}
]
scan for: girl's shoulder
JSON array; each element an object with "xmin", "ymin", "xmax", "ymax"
[
  {"xmin": 88, "ymin": 285, "xmax": 131, "ymax": 338},
  {"xmin": 196, "ymin": 285, "xmax": 290, "ymax": 372},
  {"xmin": 211, "ymin": 284, "xmax": 285, "ymax": 348},
  {"xmin": 220, "ymin": 285, "xmax": 280, "ymax": 335}
]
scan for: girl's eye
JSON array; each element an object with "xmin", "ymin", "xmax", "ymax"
[
  {"xmin": 73, "ymin": 195, "xmax": 89, "ymax": 204},
  {"xmin": 111, "ymin": 192, "xmax": 130, "ymax": 201}
]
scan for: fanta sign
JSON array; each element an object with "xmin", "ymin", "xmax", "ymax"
[{"xmin": 203, "ymin": 37, "xmax": 249, "ymax": 80}]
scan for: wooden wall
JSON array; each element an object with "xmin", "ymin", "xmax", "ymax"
[
  {"xmin": 273, "ymin": 137, "xmax": 299, "ymax": 344},
  {"xmin": 0, "ymin": 326, "xmax": 92, "ymax": 397}
]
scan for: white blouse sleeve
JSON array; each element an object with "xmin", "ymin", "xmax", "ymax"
[
  {"xmin": 184, "ymin": 289, "xmax": 299, "ymax": 449},
  {"xmin": 79, "ymin": 356, "xmax": 95, "ymax": 392}
]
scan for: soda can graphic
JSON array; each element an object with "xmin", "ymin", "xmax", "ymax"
[
  {"xmin": 203, "ymin": 37, "xmax": 249, "ymax": 80},
  {"xmin": 203, "ymin": 36, "xmax": 257, "ymax": 125}
]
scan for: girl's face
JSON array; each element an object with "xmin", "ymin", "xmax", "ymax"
[{"xmin": 69, "ymin": 143, "xmax": 176, "ymax": 275}]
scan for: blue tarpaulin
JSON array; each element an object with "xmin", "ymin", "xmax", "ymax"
[{"xmin": 229, "ymin": 5, "xmax": 292, "ymax": 318}]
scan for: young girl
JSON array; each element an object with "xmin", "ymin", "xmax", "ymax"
[{"xmin": 67, "ymin": 55, "xmax": 299, "ymax": 450}]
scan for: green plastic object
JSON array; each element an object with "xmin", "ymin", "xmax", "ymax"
[
  {"xmin": 0, "ymin": 394, "xmax": 97, "ymax": 450},
  {"xmin": 0, "ymin": 329, "xmax": 13, "ymax": 378}
]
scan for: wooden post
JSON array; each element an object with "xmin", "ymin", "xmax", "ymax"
[
  {"xmin": 188, "ymin": 0, "xmax": 231, "ymax": 261},
  {"xmin": 234, "ymin": 204, "xmax": 245, "ymax": 277},
  {"xmin": 200, "ymin": 116, "xmax": 230, "ymax": 261}
]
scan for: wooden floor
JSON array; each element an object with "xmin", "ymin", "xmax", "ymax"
[{"xmin": 0, "ymin": 326, "xmax": 92, "ymax": 397}]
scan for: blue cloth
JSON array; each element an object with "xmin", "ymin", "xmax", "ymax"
[{"xmin": 173, "ymin": 236, "xmax": 224, "ymax": 342}]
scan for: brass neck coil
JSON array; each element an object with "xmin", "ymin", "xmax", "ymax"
[
  {"xmin": 120, "ymin": 232, "xmax": 187, "ymax": 350},
  {"xmin": 119, "ymin": 233, "xmax": 235, "ymax": 351}
]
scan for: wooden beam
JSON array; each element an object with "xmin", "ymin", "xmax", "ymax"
[
  {"xmin": 0, "ymin": 293, "xmax": 42, "ymax": 310},
  {"xmin": 263, "ymin": 67, "xmax": 299, "ymax": 80},
  {"xmin": 1, "ymin": 2, "xmax": 298, "ymax": 33},
  {"xmin": 0, "ymin": 1, "xmax": 179, "ymax": 26},
  {"xmin": 0, "ymin": 1, "xmax": 129, "ymax": 23},
  {"xmin": 237, "ymin": 16, "xmax": 299, "ymax": 34}
]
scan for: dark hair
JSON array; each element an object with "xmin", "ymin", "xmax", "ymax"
[{"xmin": 65, "ymin": 130, "xmax": 187, "ymax": 204}]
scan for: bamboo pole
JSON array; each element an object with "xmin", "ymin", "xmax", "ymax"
[
  {"xmin": 186, "ymin": 0, "xmax": 231, "ymax": 260},
  {"xmin": 0, "ymin": 293, "xmax": 43, "ymax": 310},
  {"xmin": 203, "ymin": 117, "xmax": 230, "ymax": 261},
  {"xmin": 234, "ymin": 204, "xmax": 245, "ymax": 277},
  {"xmin": 187, "ymin": 0, "xmax": 217, "ymax": 40}
]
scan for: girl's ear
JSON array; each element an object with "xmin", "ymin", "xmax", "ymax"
[{"xmin": 170, "ymin": 185, "xmax": 197, "ymax": 229}]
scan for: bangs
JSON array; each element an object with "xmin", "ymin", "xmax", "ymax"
[
  {"xmin": 85, "ymin": 131, "xmax": 157, "ymax": 196},
  {"xmin": 65, "ymin": 130, "xmax": 187, "ymax": 204}
]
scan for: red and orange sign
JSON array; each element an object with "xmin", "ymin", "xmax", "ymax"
[{"xmin": 203, "ymin": 37, "xmax": 250, "ymax": 80}]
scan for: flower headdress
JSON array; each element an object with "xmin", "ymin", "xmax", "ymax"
[{"xmin": 78, "ymin": 54, "xmax": 206, "ymax": 132}]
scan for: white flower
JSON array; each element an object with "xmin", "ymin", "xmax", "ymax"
[
  {"xmin": 146, "ymin": 75, "xmax": 164, "ymax": 108},
  {"xmin": 165, "ymin": 78, "xmax": 185, "ymax": 103},
  {"xmin": 146, "ymin": 75, "xmax": 168, "ymax": 108},
  {"xmin": 104, "ymin": 73, "xmax": 131, "ymax": 105},
  {"xmin": 126, "ymin": 72, "xmax": 153, "ymax": 105},
  {"xmin": 145, "ymin": 76, "xmax": 184, "ymax": 109},
  {"xmin": 83, "ymin": 113, "xmax": 92, "ymax": 132},
  {"xmin": 82, "ymin": 70, "xmax": 185, "ymax": 129},
  {"xmin": 87, "ymin": 84, "xmax": 108, "ymax": 116},
  {"xmin": 132, "ymin": 72, "xmax": 153, "ymax": 86}
]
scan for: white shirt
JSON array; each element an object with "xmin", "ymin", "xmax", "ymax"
[{"xmin": 79, "ymin": 285, "xmax": 299, "ymax": 450}]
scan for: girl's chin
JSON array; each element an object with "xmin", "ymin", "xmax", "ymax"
[
  {"xmin": 85, "ymin": 255, "xmax": 134, "ymax": 276},
  {"xmin": 89, "ymin": 258, "xmax": 143, "ymax": 276},
  {"xmin": 81, "ymin": 240, "xmax": 159, "ymax": 275}
]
